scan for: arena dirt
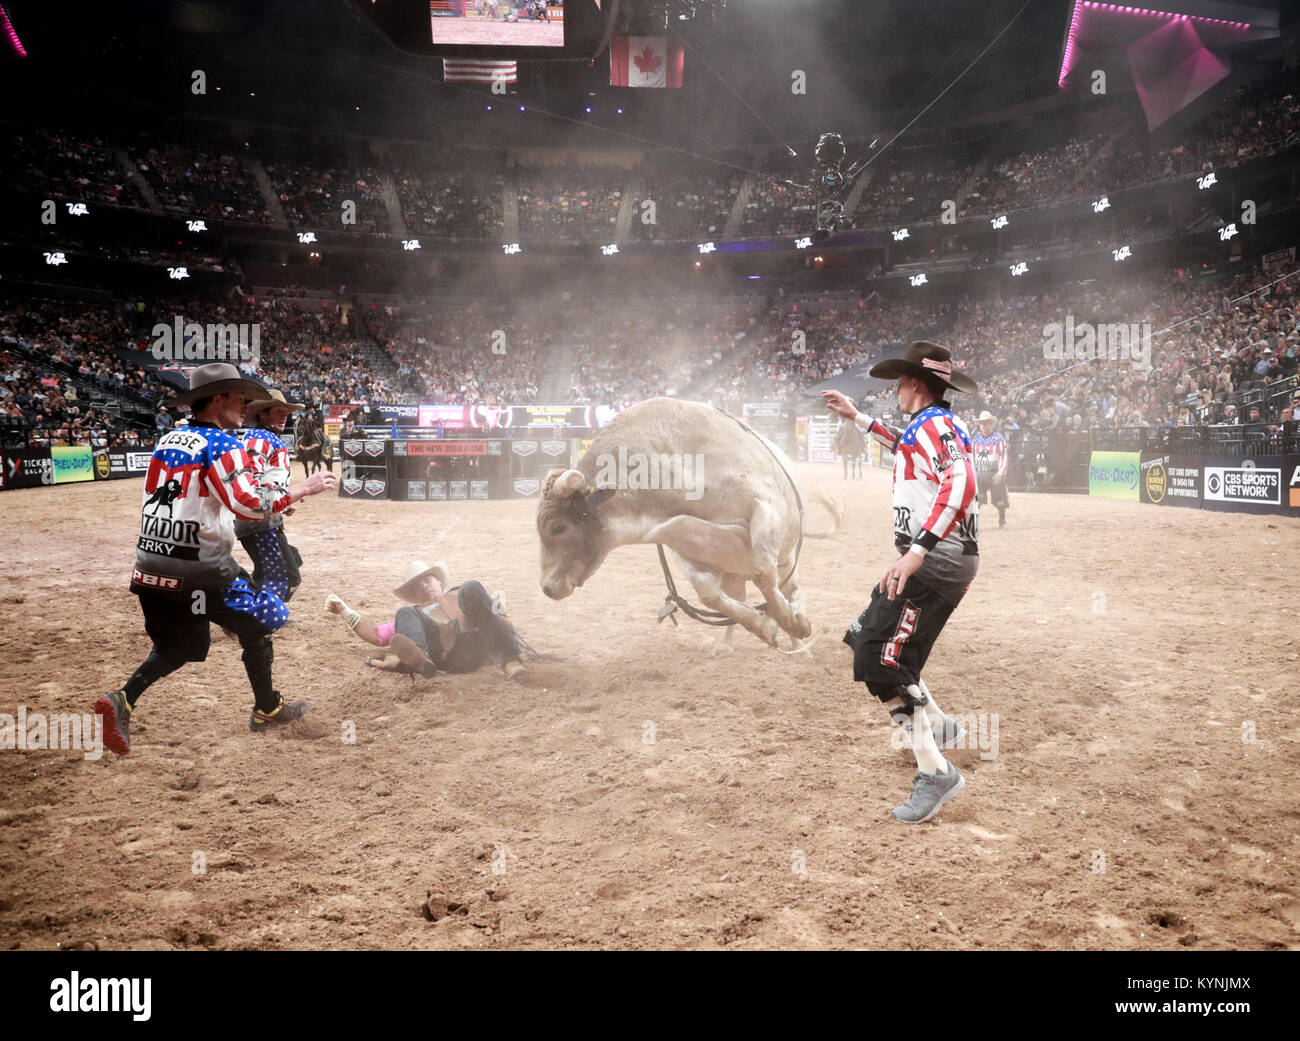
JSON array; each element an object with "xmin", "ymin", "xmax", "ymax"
[{"xmin": 1, "ymin": 464, "xmax": 1296, "ymax": 950}]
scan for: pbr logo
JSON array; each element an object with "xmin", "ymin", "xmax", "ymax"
[
  {"xmin": 342, "ymin": 441, "xmax": 363, "ymax": 458},
  {"xmin": 364, "ymin": 440, "xmax": 385, "ymax": 458},
  {"xmin": 131, "ymin": 568, "xmax": 182, "ymax": 591},
  {"xmin": 512, "ymin": 440, "xmax": 538, "ymax": 457},
  {"xmin": 541, "ymin": 440, "xmax": 566, "ymax": 457},
  {"xmin": 513, "ymin": 478, "xmax": 541, "ymax": 496},
  {"xmin": 364, "ymin": 479, "xmax": 386, "ymax": 497},
  {"xmin": 882, "ymin": 603, "xmax": 920, "ymax": 668},
  {"xmin": 342, "ymin": 478, "xmax": 363, "ymax": 495}
]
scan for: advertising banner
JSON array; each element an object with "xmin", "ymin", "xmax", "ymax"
[
  {"xmin": 93, "ymin": 449, "xmax": 112, "ymax": 481},
  {"xmin": 1201, "ymin": 455, "xmax": 1287, "ymax": 515},
  {"xmin": 470, "ymin": 480, "xmax": 489, "ymax": 500},
  {"xmin": 1138, "ymin": 452, "xmax": 1202, "ymax": 508},
  {"xmin": 50, "ymin": 446, "xmax": 94, "ymax": 485},
  {"xmin": 807, "ymin": 415, "xmax": 836, "ymax": 463},
  {"xmin": 1088, "ymin": 451, "xmax": 1140, "ymax": 500},
  {"xmin": 4, "ymin": 448, "xmax": 53, "ymax": 489},
  {"xmin": 1287, "ymin": 455, "xmax": 1300, "ymax": 515},
  {"xmin": 393, "ymin": 440, "xmax": 488, "ymax": 457},
  {"xmin": 743, "ymin": 402, "xmax": 782, "ymax": 418}
]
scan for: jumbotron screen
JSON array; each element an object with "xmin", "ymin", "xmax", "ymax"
[{"xmin": 430, "ymin": 1, "xmax": 569, "ymax": 47}]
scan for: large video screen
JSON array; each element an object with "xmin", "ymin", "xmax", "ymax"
[{"xmin": 431, "ymin": 2, "xmax": 566, "ymax": 47}]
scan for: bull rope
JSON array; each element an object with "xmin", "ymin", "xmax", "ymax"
[{"xmin": 655, "ymin": 406, "xmax": 806, "ymax": 632}]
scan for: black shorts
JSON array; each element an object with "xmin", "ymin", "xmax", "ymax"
[
  {"xmin": 976, "ymin": 471, "xmax": 1009, "ymax": 507},
  {"xmin": 842, "ymin": 577, "xmax": 958, "ymax": 699},
  {"xmin": 138, "ymin": 578, "xmax": 282, "ymax": 663}
]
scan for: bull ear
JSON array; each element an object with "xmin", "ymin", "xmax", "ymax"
[{"xmin": 543, "ymin": 468, "xmax": 585, "ymax": 499}]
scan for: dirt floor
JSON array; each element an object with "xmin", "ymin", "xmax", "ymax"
[{"xmin": 0, "ymin": 464, "xmax": 1297, "ymax": 950}]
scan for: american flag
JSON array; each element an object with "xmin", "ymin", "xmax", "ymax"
[{"xmin": 443, "ymin": 59, "xmax": 518, "ymax": 85}]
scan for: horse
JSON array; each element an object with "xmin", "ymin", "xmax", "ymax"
[
  {"xmin": 833, "ymin": 419, "xmax": 866, "ymax": 478},
  {"xmin": 295, "ymin": 416, "xmax": 333, "ymax": 480}
]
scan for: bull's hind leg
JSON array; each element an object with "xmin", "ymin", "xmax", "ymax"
[
  {"xmin": 668, "ymin": 551, "xmax": 778, "ymax": 646},
  {"xmin": 777, "ymin": 563, "xmax": 812, "ymax": 640},
  {"xmin": 747, "ymin": 502, "xmax": 812, "ymax": 641}
]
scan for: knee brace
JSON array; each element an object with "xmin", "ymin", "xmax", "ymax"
[{"xmin": 868, "ymin": 682, "xmax": 929, "ymax": 721}]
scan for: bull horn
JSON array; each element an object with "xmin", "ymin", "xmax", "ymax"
[{"xmin": 545, "ymin": 468, "xmax": 585, "ymax": 499}]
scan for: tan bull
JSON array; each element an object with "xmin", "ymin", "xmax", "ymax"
[{"xmin": 536, "ymin": 398, "xmax": 820, "ymax": 647}]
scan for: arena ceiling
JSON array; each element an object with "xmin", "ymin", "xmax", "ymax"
[{"xmin": 1, "ymin": 0, "xmax": 1291, "ymax": 152}]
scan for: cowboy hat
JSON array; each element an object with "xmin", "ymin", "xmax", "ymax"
[
  {"xmin": 244, "ymin": 388, "xmax": 306, "ymax": 417},
  {"xmin": 394, "ymin": 560, "xmax": 452, "ymax": 603},
  {"xmin": 870, "ymin": 340, "xmax": 977, "ymax": 393},
  {"xmin": 169, "ymin": 362, "xmax": 271, "ymax": 409},
  {"xmin": 976, "ymin": 410, "xmax": 998, "ymax": 423}
]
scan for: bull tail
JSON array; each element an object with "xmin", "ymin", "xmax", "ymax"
[{"xmin": 803, "ymin": 488, "xmax": 843, "ymax": 539}]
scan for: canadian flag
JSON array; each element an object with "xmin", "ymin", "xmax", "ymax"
[{"xmin": 610, "ymin": 36, "xmax": 684, "ymax": 88}]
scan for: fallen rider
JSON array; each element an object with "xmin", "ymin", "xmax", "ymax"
[{"xmin": 326, "ymin": 560, "xmax": 525, "ymax": 680}]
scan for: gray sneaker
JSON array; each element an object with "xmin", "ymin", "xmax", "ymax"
[
  {"xmin": 890, "ymin": 765, "xmax": 964, "ymax": 823},
  {"xmin": 897, "ymin": 714, "xmax": 966, "ymax": 751}
]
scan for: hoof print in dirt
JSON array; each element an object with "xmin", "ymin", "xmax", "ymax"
[{"xmin": 421, "ymin": 892, "xmax": 470, "ymax": 922}]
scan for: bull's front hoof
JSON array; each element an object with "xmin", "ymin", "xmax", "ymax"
[
  {"xmin": 792, "ymin": 614, "xmax": 813, "ymax": 640},
  {"xmin": 758, "ymin": 617, "xmax": 780, "ymax": 647}
]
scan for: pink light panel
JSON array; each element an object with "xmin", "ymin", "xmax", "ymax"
[{"xmin": 1059, "ymin": 1, "xmax": 1252, "ymax": 88}]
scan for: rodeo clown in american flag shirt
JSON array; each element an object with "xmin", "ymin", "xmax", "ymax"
[
  {"xmin": 824, "ymin": 341, "xmax": 979, "ymax": 824},
  {"xmin": 236, "ymin": 389, "xmax": 307, "ymax": 603},
  {"xmin": 93, "ymin": 364, "xmax": 335, "ymax": 756}
]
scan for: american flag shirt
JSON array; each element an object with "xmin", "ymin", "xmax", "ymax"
[
  {"xmin": 234, "ymin": 426, "xmax": 292, "ymax": 537},
  {"xmin": 970, "ymin": 429, "xmax": 1009, "ymax": 477},
  {"xmin": 132, "ymin": 421, "xmax": 292, "ymax": 595},
  {"xmin": 855, "ymin": 404, "xmax": 979, "ymax": 604}
]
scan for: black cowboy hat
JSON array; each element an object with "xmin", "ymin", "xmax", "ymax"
[
  {"xmin": 870, "ymin": 340, "xmax": 977, "ymax": 394},
  {"xmin": 168, "ymin": 362, "xmax": 272, "ymax": 409}
]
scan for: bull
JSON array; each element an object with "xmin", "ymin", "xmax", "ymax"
[{"xmin": 536, "ymin": 398, "xmax": 824, "ymax": 647}]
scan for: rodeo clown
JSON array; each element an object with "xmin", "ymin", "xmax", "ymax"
[
  {"xmin": 237, "ymin": 389, "xmax": 306, "ymax": 602},
  {"xmin": 93, "ymin": 363, "xmax": 336, "ymax": 756},
  {"xmin": 970, "ymin": 410, "xmax": 1010, "ymax": 529},
  {"xmin": 823, "ymin": 340, "xmax": 979, "ymax": 824}
]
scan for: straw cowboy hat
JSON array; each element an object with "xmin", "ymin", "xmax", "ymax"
[
  {"xmin": 244, "ymin": 388, "xmax": 305, "ymax": 418},
  {"xmin": 976, "ymin": 410, "xmax": 998, "ymax": 423},
  {"xmin": 870, "ymin": 340, "xmax": 978, "ymax": 394},
  {"xmin": 394, "ymin": 560, "xmax": 452, "ymax": 603},
  {"xmin": 169, "ymin": 362, "xmax": 272, "ymax": 409}
]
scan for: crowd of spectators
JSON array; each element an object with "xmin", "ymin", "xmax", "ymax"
[
  {"xmin": 265, "ymin": 160, "xmax": 390, "ymax": 233},
  {"xmin": 630, "ymin": 168, "xmax": 745, "ymax": 243},
  {"xmin": 9, "ymin": 128, "xmax": 145, "ymax": 208},
  {"xmin": 130, "ymin": 136, "xmax": 273, "ymax": 224},
  {"xmin": 516, "ymin": 165, "xmax": 626, "ymax": 243},
  {"xmin": 392, "ymin": 162, "xmax": 504, "ymax": 239},
  {"xmin": 365, "ymin": 305, "xmax": 542, "ymax": 404}
]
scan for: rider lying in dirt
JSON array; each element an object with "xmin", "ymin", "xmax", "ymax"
[{"xmin": 326, "ymin": 560, "xmax": 525, "ymax": 680}]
